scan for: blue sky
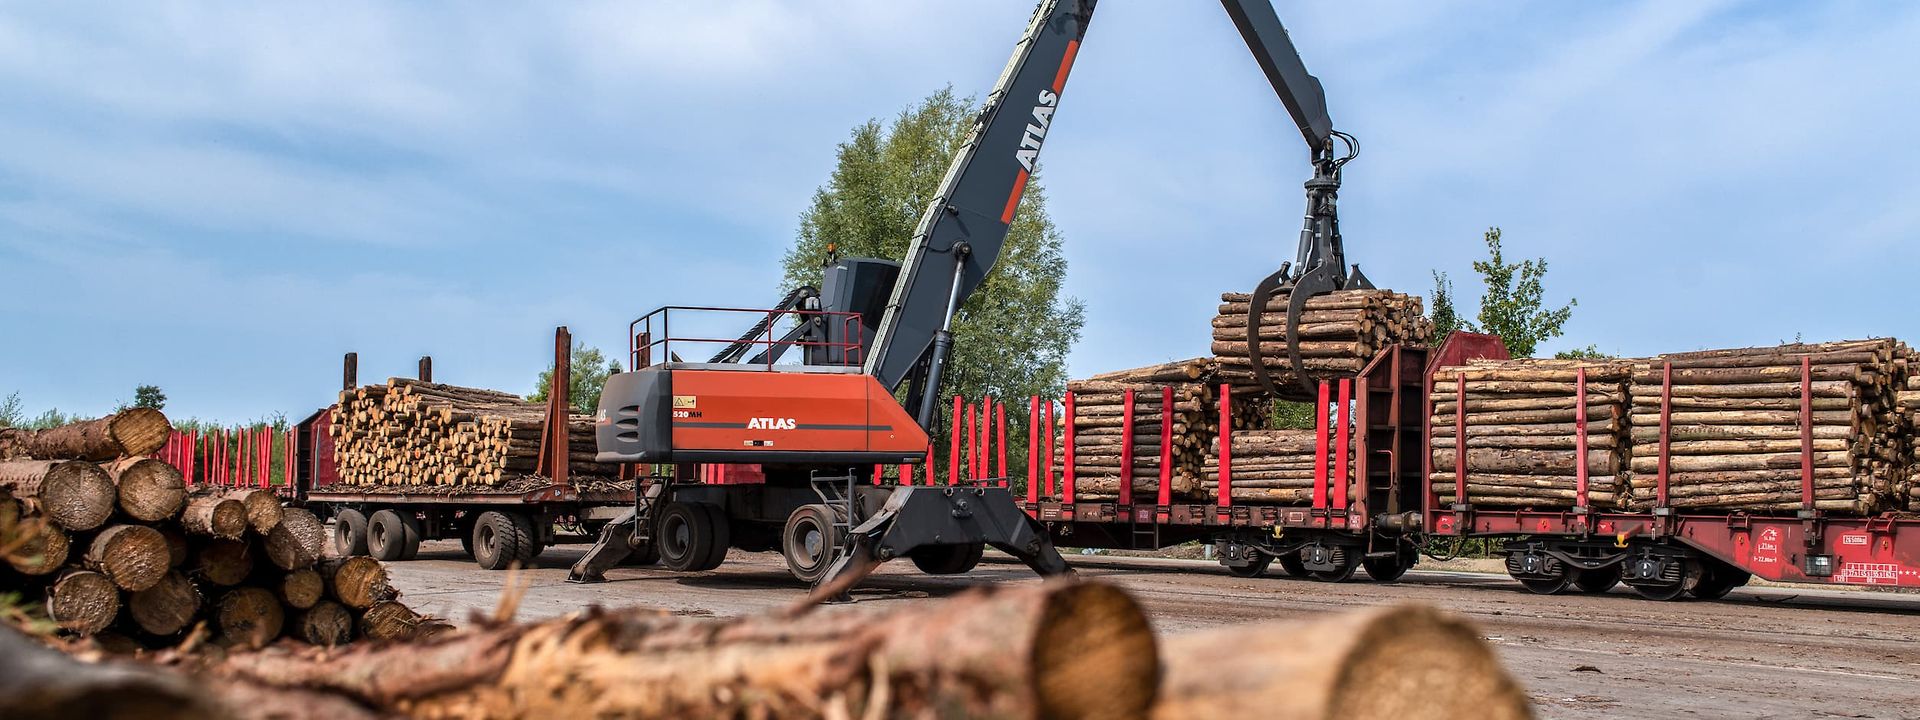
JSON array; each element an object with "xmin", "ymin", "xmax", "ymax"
[{"xmin": 1, "ymin": 1, "xmax": 1916, "ymax": 422}]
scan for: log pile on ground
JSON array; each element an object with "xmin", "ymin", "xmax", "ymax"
[
  {"xmin": 1626, "ymin": 339, "xmax": 1910, "ymax": 514},
  {"xmin": 329, "ymin": 378, "xmax": 618, "ymax": 488},
  {"xmin": 0, "ymin": 412, "xmax": 432, "ymax": 651},
  {"xmin": 0, "ymin": 581, "xmax": 1530, "ymax": 720},
  {"xmin": 1428, "ymin": 359, "xmax": 1633, "ymax": 509},
  {"xmin": 1051, "ymin": 359, "xmax": 1218, "ymax": 501},
  {"xmin": 1212, "ymin": 289, "xmax": 1432, "ymax": 401},
  {"xmin": 1202, "ymin": 430, "xmax": 1350, "ymax": 505}
]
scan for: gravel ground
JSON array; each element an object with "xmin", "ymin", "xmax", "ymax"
[{"xmin": 385, "ymin": 540, "xmax": 1920, "ymax": 720}]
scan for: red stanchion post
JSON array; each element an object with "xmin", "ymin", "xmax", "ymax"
[
  {"xmin": 1313, "ymin": 382, "xmax": 1331, "ymax": 510},
  {"xmin": 1156, "ymin": 385, "xmax": 1173, "ymax": 508},
  {"xmin": 924, "ymin": 443, "xmax": 935, "ymax": 486},
  {"xmin": 1043, "ymin": 399, "xmax": 1056, "ymax": 497},
  {"xmin": 996, "ymin": 399, "xmax": 1008, "ymax": 487},
  {"xmin": 1217, "ymin": 384, "xmax": 1232, "ymax": 511},
  {"xmin": 1027, "ymin": 396, "xmax": 1040, "ymax": 503},
  {"xmin": 1574, "ymin": 368, "xmax": 1589, "ymax": 511},
  {"xmin": 1063, "ymin": 392, "xmax": 1077, "ymax": 504},
  {"xmin": 1118, "ymin": 389, "xmax": 1135, "ymax": 507},
  {"xmin": 949, "ymin": 395, "xmax": 962, "ymax": 486},
  {"xmin": 1334, "ymin": 379, "xmax": 1352, "ymax": 511}
]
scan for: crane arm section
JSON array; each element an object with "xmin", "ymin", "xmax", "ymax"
[
  {"xmin": 1219, "ymin": 0, "xmax": 1333, "ymax": 155},
  {"xmin": 862, "ymin": 0, "xmax": 1096, "ymax": 399}
]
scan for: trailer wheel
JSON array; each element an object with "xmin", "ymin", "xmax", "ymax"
[
  {"xmin": 509, "ymin": 512, "xmax": 542, "ymax": 566},
  {"xmin": 656, "ymin": 503, "xmax": 725, "ymax": 572},
  {"xmin": 367, "ymin": 509, "xmax": 420, "ymax": 562},
  {"xmin": 911, "ymin": 542, "xmax": 984, "ymax": 575},
  {"xmin": 332, "ymin": 509, "xmax": 370, "ymax": 557},
  {"xmin": 472, "ymin": 511, "xmax": 531, "ymax": 571},
  {"xmin": 1224, "ymin": 553, "xmax": 1271, "ymax": 578},
  {"xmin": 1573, "ymin": 566, "xmax": 1622, "ymax": 594},
  {"xmin": 780, "ymin": 505, "xmax": 838, "ymax": 583}
]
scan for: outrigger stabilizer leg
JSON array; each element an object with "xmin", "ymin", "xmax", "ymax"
[{"xmin": 812, "ymin": 486, "xmax": 1072, "ymax": 595}]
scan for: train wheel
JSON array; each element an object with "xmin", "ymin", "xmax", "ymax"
[
  {"xmin": 332, "ymin": 509, "xmax": 369, "ymax": 557},
  {"xmin": 1573, "ymin": 566, "xmax": 1622, "ymax": 594},
  {"xmin": 1309, "ymin": 558, "xmax": 1360, "ymax": 583},
  {"xmin": 1363, "ymin": 547, "xmax": 1414, "ymax": 583},
  {"xmin": 912, "ymin": 542, "xmax": 985, "ymax": 575},
  {"xmin": 1518, "ymin": 573, "xmax": 1574, "ymax": 595},
  {"xmin": 1688, "ymin": 563, "xmax": 1750, "ymax": 600},
  {"xmin": 471, "ymin": 511, "xmax": 531, "ymax": 571},
  {"xmin": 367, "ymin": 509, "xmax": 415, "ymax": 562},
  {"xmin": 1225, "ymin": 553, "xmax": 1272, "ymax": 578},
  {"xmin": 1629, "ymin": 557, "xmax": 1702, "ymax": 601},
  {"xmin": 1275, "ymin": 552, "xmax": 1307, "ymax": 578},
  {"xmin": 781, "ymin": 505, "xmax": 837, "ymax": 583}
]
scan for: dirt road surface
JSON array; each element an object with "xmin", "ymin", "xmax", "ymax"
[{"xmin": 387, "ymin": 540, "xmax": 1920, "ymax": 720}]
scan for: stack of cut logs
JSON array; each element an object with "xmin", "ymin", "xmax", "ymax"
[
  {"xmin": 1213, "ymin": 289, "xmax": 1433, "ymax": 401},
  {"xmin": 1900, "ymin": 359, "xmax": 1919, "ymax": 508},
  {"xmin": 0, "ymin": 411, "xmax": 435, "ymax": 649},
  {"xmin": 1051, "ymin": 359, "xmax": 1217, "ymax": 502},
  {"xmin": 1203, "ymin": 429, "xmax": 1352, "ymax": 504},
  {"xmin": 1626, "ymin": 340, "xmax": 1909, "ymax": 514},
  {"xmin": 330, "ymin": 378, "xmax": 617, "ymax": 488},
  {"xmin": 1428, "ymin": 359, "xmax": 1633, "ymax": 509}
]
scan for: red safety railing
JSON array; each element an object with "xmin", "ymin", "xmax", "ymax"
[
  {"xmin": 627, "ymin": 305, "xmax": 867, "ymax": 371},
  {"xmin": 153, "ymin": 425, "xmax": 297, "ymax": 493}
]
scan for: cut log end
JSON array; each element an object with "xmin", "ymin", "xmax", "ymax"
[
  {"xmin": 265, "ymin": 508, "xmax": 326, "ymax": 570},
  {"xmin": 229, "ymin": 489, "xmax": 285, "ymax": 536},
  {"xmin": 130, "ymin": 571, "xmax": 202, "ymax": 637},
  {"xmin": 1033, "ymin": 582, "xmax": 1159, "ymax": 720},
  {"xmin": 87, "ymin": 524, "xmax": 171, "ymax": 592},
  {"xmin": 3, "ymin": 515, "xmax": 71, "ymax": 575},
  {"xmin": 107, "ymin": 458, "xmax": 187, "ymax": 523},
  {"xmin": 297, "ymin": 600, "xmax": 356, "ymax": 646},
  {"xmin": 218, "ymin": 587, "xmax": 286, "ymax": 650},
  {"xmin": 280, "ymin": 568, "xmax": 324, "ymax": 610},
  {"xmin": 327, "ymin": 556, "xmax": 393, "ymax": 610},
  {"xmin": 182, "ymin": 496, "xmax": 248, "ymax": 540},
  {"xmin": 48, "ymin": 569, "xmax": 121, "ymax": 635},
  {"xmin": 358, "ymin": 600, "xmax": 429, "ymax": 642},
  {"xmin": 108, "ymin": 407, "xmax": 173, "ymax": 457}
]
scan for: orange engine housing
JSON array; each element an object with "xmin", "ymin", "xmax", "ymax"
[{"xmin": 596, "ymin": 366, "xmax": 928, "ymax": 465}]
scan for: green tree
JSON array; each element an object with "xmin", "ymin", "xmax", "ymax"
[
  {"xmin": 782, "ymin": 88, "xmax": 1086, "ymax": 485},
  {"xmin": 132, "ymin": 385, "xmax": 166, "ymax": 410},
  {"xmin": 0, "ymin": 392, "xmax": 22, "ymax": 428},
  {"xmin": 1269, "ymin": 400, "xmax": 1316, "ymax": 430},
  {"xmin": 1553, "ymin": 345, "xmax": 1611, "ymax": 360},
  {"xmin": 530, "ymin": 343, "xmax": 625, "ymax": 414},
  {"xmin": 1427, "ymin": 270, "xmax": 1466, "ymax": 346}
]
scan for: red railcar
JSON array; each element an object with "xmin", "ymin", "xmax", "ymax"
[{"xmin": 1020, "ymin": 334, "xmax": 1920, "ymax": 599}]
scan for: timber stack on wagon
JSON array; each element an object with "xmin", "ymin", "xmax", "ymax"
[
  {"xmin": 1203, "ymin": 429, "xmax": 1350, "ymax": 504},
  {"xmin": 0, "ymin": 412, "xmax": 435, "ymax": 649},
  {"xmin": 1428, "ymin": 359, "xmax": 1633, "ymax": 509},
  {"xmin": 1212, "ymin": 289, "xmax": 1433, "ymax": 401},
  {"xmin": 1626, "ymin": 339, "xmax": 1910, "ymax": 514},
  {"xmin": 329, "ymin": 378, "xmax": 619, "ymax": 488},
  {"xmin": 1900, "ymin": 361, "xmax": 1920, "ymax": 507},
  {"xmin": 1050, "ymin": 359, "xmax": 1218, "ymax": 501}
]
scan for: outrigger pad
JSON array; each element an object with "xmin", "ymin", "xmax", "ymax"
[
  {"xmin": 813, "ymin": 486, "xmax": 1072, "ymax": 594},
  {"xmin": 567, "ymin": 508, "xmax": 638, "ymax": 584}
]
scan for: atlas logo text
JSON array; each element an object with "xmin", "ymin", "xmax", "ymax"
[
  {"xmin": 1015, "ymin": 89, "xmax": 1058, "ymax": 172},
  {"xmin": 747, "ymin": 417, "xmax": 798, "ymax": 431}
]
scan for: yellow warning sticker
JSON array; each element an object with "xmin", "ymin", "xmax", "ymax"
[{"xmin": 672, "ymin": 395, "xmax": 697, "ymax": 409}]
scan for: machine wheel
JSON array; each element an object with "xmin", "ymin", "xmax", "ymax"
[
  {"xmin": 1362, "ymin": 548, "xmax": 1414, "ymax": 583},
  {"xmin": 1274, "ymin": 552, "xmax": 1308, "ymax": 578},
  {"xmin": 1517, "ymin": 573, "xmax": 1575, "ymax": 595},
  {"xmin": 623, "ymin": 534, "xmax": 661, "ymax": 566},
  {"xmin": 912, "ymin": 542, "xmax": 985, "ymax": 575},
  {"xmin": 1573, "ymin": 566, "xmax": 1622, "ymax": 594},
  {"xmin": 656, "ymin": 503, "xmax": 727, "ymax": 572},
  {"xmin": 332, "ymin": 509, "xmax": 369, "ymax": 557},
  {"xmin": 1225, "ymin": 553, "xmax": 1272, "ymax": 578},
  {"xmin": 367, "ymin": 509, "xmax": 419, "ymax": 562},
  {"xmin": 471, "ymin": 511, "xmax": 531, "ymax": 571},
  {"xmin": 781, "ymin": 505, "xmax": 839, "ymax": 584},
  {"xmin": 1689, "ymin": 564, "xmax": 1750, "ymax": 600},
  {"xmin": 689, "ymin": 504, "xmax": 731, "ymax": 571}
]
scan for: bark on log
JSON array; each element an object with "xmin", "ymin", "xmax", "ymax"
[
  {"xmin": 102, "ymin": 457, "xmax": 188, "ymax": 523},
  {"xmin": 48, "ymin": 568, "xmax": 121, "ymax": 635},
  {"xmin": 218, "ymin": 587, "xmax": 286, "ymax": 650},
  {"xmin": 0, "ymin": 626, "xmax": 225, "ymax": 720},
  {"xmin": 87, "ymin": 524, "xmax": 170, "ymax": 592},
  {"xmin": 0, "ymin": 408, "xmax": 171, "ymax": 461},
  {"xmin": 1152, "ymin": 604, "xmax": 1528, "ymax": 720},
  {"xmin": 210, "ymin": 581, "xmax": 1157, "ymax": 720},
  {"xmin": 129, "ymin": 570, "xmax": 201, "ymax": 636},
  {"xmin": 182, "ymin": 495, "xmax": 248, "ymax": 539},
  {"xmin": 0, "ymin": 459, "xmax": 117, "ymax": 531}
]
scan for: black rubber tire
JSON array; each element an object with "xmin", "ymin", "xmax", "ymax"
[
  {"xmin": 1363, "ymin": 548, "xmax": 1414, "ymax": 582},
  {"xmin": 395, "ymin": 511, "xmax": 423, "ymax": 561},
  {"xmin": 367, "ymin": 509, "xmax": 413, "ymax": 562},
  {"xmin": 781, "ymin": 505, "xmax": 838, "ymax": 584},
  {"xmin": 912, "ymin": 542, "xmax": 985, "ymax": 575},
  {"xmin": 1225, "ymin": 553, "xmax": 1272, "ymax": 578},
  {"xmin": 656, "ymin": 502, "xmax": 715, "ymax": 572},
  {"xmin": 689, "ymin": 504, "xmax": 730, "ymax": 571},
  {"xmin": 1573, "ymin": 566, "xmax": 1623, "ymax": 594},
  {"xmin": 509, "ymin": 512, "xmax": 541, "ymax": 566},
  {"xmin": 459, "ymin": 519, "xmax": 476, "ymax": 558},
  {"xmin": 471, "ymin": 511, "xmax": 530, "ymax": 571},
  {"xmin": 1275, "ymin": 552, "xmax": 1308, "ymax": 578},
  {"xmin": 1518, "ymin": 573, "xmax": 1575, "ymax": 595},
  {"xmin": 332, "ymin": 509, "xmax": 369, "ymax": 557}
]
